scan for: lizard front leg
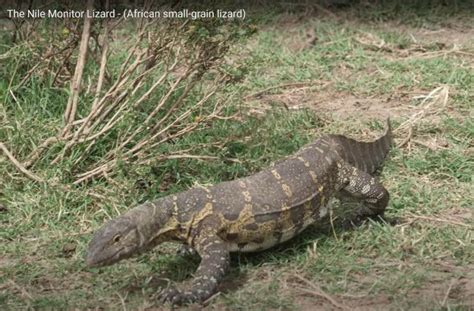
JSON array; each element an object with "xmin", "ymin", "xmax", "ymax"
[{"xmin": 158, "ymin": 234, "xmax": 230, "ymax": 305}]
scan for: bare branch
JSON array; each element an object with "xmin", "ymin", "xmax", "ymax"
[
  {"xmin": 1, "ymin": 142, "xmax": 44, "ymax": 183},
  {"xmin": 62, "ymin": 0, "xmax": 94, "ymax": 132}
]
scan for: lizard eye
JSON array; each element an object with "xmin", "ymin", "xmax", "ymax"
[{"xmin": 113, "ymin": 235, "xmax": 121, "ymax": 243}]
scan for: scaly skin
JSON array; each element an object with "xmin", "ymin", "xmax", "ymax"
[{"xmin": 86, "ymin": 119, "xmax": 392, "ymax": 305}]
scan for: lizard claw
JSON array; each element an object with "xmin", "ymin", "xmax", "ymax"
[
  {"xmin": 176, "ymin": 244, "xmax": 197, "ymax": 257},
  {"xmin": 157, "ymin": 287, "xmax": 198, "ymax": 305}
]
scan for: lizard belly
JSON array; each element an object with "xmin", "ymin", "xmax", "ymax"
[
  {"xmin": 224, "ymin": 200, "xmax": 322, "ymax": 253},
  {"xmin": 212, "ymin": 152, "xmax": 336, "ymax": 253}
]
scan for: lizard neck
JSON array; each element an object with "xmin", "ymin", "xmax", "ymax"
[{"xmin": 128, "ymin": 197, "xmax": 187, "ymax": 248}]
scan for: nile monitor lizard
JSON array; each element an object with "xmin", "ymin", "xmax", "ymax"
[{"xmin": 86, "ymin": 119, "xmax": 392, "ymax": 304}]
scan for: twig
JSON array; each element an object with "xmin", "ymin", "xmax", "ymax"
[
  {"xmin": 396, "ymin": 86, "xmax": 449, "ymax": 132},
  {"xmin": 148, "ymin": 74, "xmax": 199, "ymax": 133},
  {"xmin": 17, "ymin": 62, "xmax": 41, "ymax": 88},
  {"xmin": 290, "ymin": 274, "xmax": 348, "ymax": 310},
  {"xmin": 23, "ymin": 136, "xmax": 60, "ymax": 168},
  {"xmin": 201, "ymin": 291, "xmax": 221, "ymax": 306},
  {"xmin": 63, "ymin": 0, "xmax": 93, "ymax": 132},
  {"xmin": 50, "ymin": 17, "xmax": 113, "ymax": 163},
  {"xmin": 244, "ymin": 81, "xmax": 330, "ymax": 99},
  {"xmin": 138, "ymin": 153, "xmax": 241, "ymax": 166},
  {"xmin": 51, "ymin": 43, "xmax": 77, "ymax": 87},
  {"xmin": 441, "ymin": 278, "xmax": 457, "ymax": 306},
  {"xmin": 91, "ymin": 17, "xmax": 110, "ymax": 111},
  {"xmin": 105, "ymin": 55, "xmax": 184, "ymax": 155},
  {"xmin": 73, "ymin": 89, "xmax": 220, "ymax": 184},
  {"xmin": 115, "ymin": 291, "xmax": 128, "ymax": 311},
  {"xmin": 405, "ymin": 213, "xmax": 469, "ymax": 227},
  {"xmin": 411, "ymin": 139, "xmax": 440, "ymax": 151},
  {"xmin": 395, "ymin": 86, "xmax": 449, "ymax": 150},
  {"xmin": 126, "ymin": 87, "xmax": 217, "ymax": 158},
  {"xmin": 397, "ymin": 125, "xmax": 413, "ymax": 149},
  {"xmin": 0, "ymin": 142, "xmax": 44, "ymax": 183},
  {"xmin": 7, "ymin": 279, "xmax": 33, "ymax": 300}
]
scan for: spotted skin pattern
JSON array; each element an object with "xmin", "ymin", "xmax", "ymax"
[{"xmin": 86, "ymin": 119, "xmax": 392, "ymax": 305}]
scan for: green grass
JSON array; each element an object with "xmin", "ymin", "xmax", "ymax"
[{"xmin": 1, "ymin": 2, "xmax": 473, "ymax": 310}]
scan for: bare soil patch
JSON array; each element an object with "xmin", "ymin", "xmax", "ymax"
[
  {"xmin": 286, "ymin": 263, "xmax": 474, "ymax": 310},
  {"xmin": 385, "ymin": 21, "xmax": 474, "ymax": 48},
  {"xmin": 246, "ymin": 86, "xmax": 414, "ymax": 121}
]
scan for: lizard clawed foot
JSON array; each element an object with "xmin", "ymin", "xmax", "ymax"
[
  {"xmin": 176, "ymin": 244, "xmax": 198, "ymax": 257},
  {"xmin": 157, "ymin": 287, "xmax": 198, "ymax": 305}
]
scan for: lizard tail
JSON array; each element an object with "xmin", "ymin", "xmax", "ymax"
[{"xmin": 331, "ymin": 118, "xmax": 392, "ymax": 174}]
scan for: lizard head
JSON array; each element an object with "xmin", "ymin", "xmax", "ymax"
[
  {"xmin": 86, "ymin": 215, "xmax": 143, "ymax": 267},
  {"xmin": 86, "ymin": 201, "xmax": 177, "ymax": 267}
]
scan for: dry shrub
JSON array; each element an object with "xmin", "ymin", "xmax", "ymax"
[{"xmin": 3, "ymin": 7, "xmax": 253, "ymax": 184}]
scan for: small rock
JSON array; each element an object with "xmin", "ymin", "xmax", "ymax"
[{"xmin": 62, "ymin": 242, "xmax": 77, "ymax": 257}]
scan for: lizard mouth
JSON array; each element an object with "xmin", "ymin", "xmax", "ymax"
[
  {"xmin": 86, "ymin": 243, "xmax": 138, "ymax": 267},
  {"xmin": 85, "ymin": 247, "xmax": 122, "ymax": 267}
]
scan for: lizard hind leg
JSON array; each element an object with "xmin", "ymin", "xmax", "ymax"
[{"xmin": 337, "ymin": 162, "xmax": 389, "ymax": 218}]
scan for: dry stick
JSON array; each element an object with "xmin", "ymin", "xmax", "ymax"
[
  {"xmin": 244, "ymin": 81, "xmax": 331, "ymax": 100},
  {"xmin": 291, "ymin": 275, "xmax": 348, "ymax": 310},
  {"xmin": 81, "ymin": 104, "xmax": 128, "ymax": 143},
  {"xmin": 50, "ymin": 22, "xmax": 111, "ymax": 164},
  {"xmin": 130, "ymin": 88, "xmax": 217, "ymax": 157},
  {"xmin": 132, "ymin": 54, "xmax": 180, "ymax": 109},
  {"xmin": 82, "ymin": 95, "xmax": 132, "ymax": 144},
  {"xmin": 112, "ymin": 20, "xmax": 152, "ymax": 83},
  {"xmin": 135, "ymin": 96, "xmax": 220, "ymax": 159},
  {"xmin": 91, "ymin": 19, "xmax": 109, "ymax": 112},
  {"xmin": 85, "ymin": 50, "xmax": 150, "ymax": 128},
  {"xmin": 441, "ymin": 279, "xmax": 457, "ymax": 306},
  {"xmin": 78, "ymin": 57, "xmax": 142, "ymax": 137},
  {"xmin": 71, "ymin": 113, "xmax": 127, "ymax": 166},
  {"xmin": 74, "ymin": 51, "xmax": 221, "ymax": 181},
  {"xmin": 85, "ymin": 38, "xmax": 146, "ymax": 120},
  {"xmin": 73, "ymin": 89, "xmax": 217, "ymax": 184},
  {"xmin": 62, "ymin": 0, "xmax": 93, "ymax": 133},
  {"xmin": 73, "ymin": 120, "xmax": 210, "ymax": 184},
  {"xmin": 76, "ymin": 49, "xmax": 149, "ymax": 138},
  {"xmin": 396, "ymin": 86, "xmax": 449, "ymax": 132},
  {"xmin": 397, "ymin": 126, "xmax": 413, "ymax": 149},
  {"xmin": 23, "ymin": 136, "xmax": 59, "ymax": 168},
  {"xmin": 17, "ymin": 62, "xmax": 41, "ymax": 88},
  {"xmin": 149, "ymin": 77, "xmax": 197, "ymax": 134},
  {"xmin": 51, "ymin": 43, "xmax": 77, "ymax": 87},
  {"xmin": 135, "ymin": 124, "xmax": 199, "ymax": 161},
  {"xmin": 51, "ymin": 34, "xmax": 86, "ymax": 85},
  {"xmin": 126, "ymin": 52, "xmax": 169, "ymax": 98},
  {"xmin": 104, "ymin": 60, "xmax": 186, "ymax": 160},
  {"xmin": 73, "ymin": 116, "xmax": 204, "ymax": 184},
  {"xmin": 138, "ymin": 153, "xmax": 241, "ymax": 166},
  {"xmin": 73, "ymin": 114, "xmax": 126, "ymax": 165},
  {"xmin": 74, "ymin": 162, "xmax": 110, "ymax": 184},
  {"xmin": 78, "ymin": 64, "xmax": 158, "ymax": 147},
  {"xmin": 406, "ymin": 213, "xmax": 469, "ymax": 227},
  {"xmin": 396, "ymin": 86, "xmax": 449, "ymax": 148},
  {"xmin": 74, "ymin": 92, "xmax": 157, "ymax": 180},
  {"xmin": 0, "ymin": 142, "xmax": 44, "ymax": 183}
]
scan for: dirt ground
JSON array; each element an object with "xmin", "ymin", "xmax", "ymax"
[{"xmin": 246, "ymin": 9, "xmax": 473, "ymax": 119}]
